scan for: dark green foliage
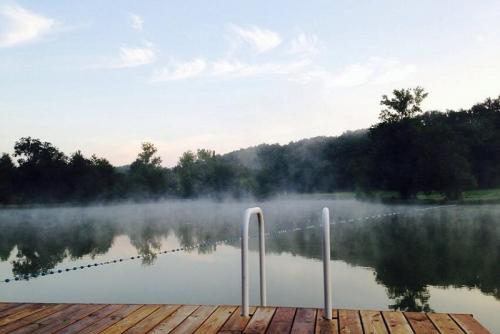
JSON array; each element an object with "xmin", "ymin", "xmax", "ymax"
[
  {"xmin": 0, "ymin": 154, "xmax": 16, "ymax": 203},
  {"xmin": 128, "ymin": 143, "xmax": 169, "ymax": 197},
  {"xmin": 379, "ymin": 86, "xmax": 428, "ymax": 122},
  {"xmin": 175, "ymin": 149, "xmax": 244, "ymax": 198},
  {"xmin": 0, "ymin": 93, "xmax": 499, "ymax": 203},
  {"xmin": 13, "ymin": 137, "xmax": 69, "ymax": 202}
]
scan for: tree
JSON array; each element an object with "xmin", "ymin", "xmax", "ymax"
[
  {"xmin": 129, "ymin": 142, "xmax": 167, "ymax": 196},
  {"xmin": 90, "ymin": 155, "xmax": 120, "ymax": 199},
  {"xmin": 65, "ymin": 151, "xmax": 119, "ymax": 201},
  {"xmin": 66, "ymin": 151, "xmax": 93, "ymax": 200},
  {"xmin": 137, "ymin": 142, "xmax": 162, "ymax": 167},
  {"xmin": 379, "ymin": 87, "xmax": 428, "ymax": 122},
  {"xmin": 255, "ymin": 144, "xmax": 290, "ymax": 197},
  {"xmin": 0, "ymin": 153, "xmax": 16, "ymax": 203},
  {"xmin": 370, "ymin": 120, "xmax": 421, "ymax": 199},
  {"xmin": 13, "ymin": 137, "xmax": 68, "ymax": 201},
  {"xmin": 176, "ymin": 151, "xmax": 197, "ymax": 197}
]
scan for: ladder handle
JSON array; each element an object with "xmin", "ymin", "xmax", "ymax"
[
  {"xmin": 323, "ymin": 207, "xmax": 332, "ymax": 320},
  {"xmin": 241, "ymin": 207, "xmax": 267, "ymax": 317}
]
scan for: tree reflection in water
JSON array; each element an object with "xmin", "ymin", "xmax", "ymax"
[{"xmin": 0, "ymin": 203, "xmax": 499, "ymax": 312}]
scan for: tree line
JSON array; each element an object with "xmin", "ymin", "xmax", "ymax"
[{"xmin": 1, "ymin": 88, "xmax": 499, "ymax": 204}]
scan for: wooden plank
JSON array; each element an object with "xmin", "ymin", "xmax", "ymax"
[
  {"xmin": 338, "ymin": 310, "xmax": 363, "ymax": 334},
  {"xmin": 450, "ymin": 314, "xmax": 491, "ymax": 334},
  {"xmin": 315, "ymin": 309, "xmax": 339, "ymax": 334},
  {"xmin": 381, "ymin": 311, "xmax": 413, "ymax": 334},
  {"xmin": 219, "ymin": 306, "xmax": 256, "ymax": 333},
  {"xmin": 0, "ymin": 304, "xmax": 67, "ymax": 334},
  {"xmin": 169, "ymin": 305, "xmax": 217, "ymax": 334},
  {"xmin": 0, "ymin": 304, "xmax": 34, "ymax": 319},
  {"xmin": 100, "ymin": 304, "xmax": 161, "ymax": 334},
  {"xmin": 0, "ymin": 303, "xmax": 492, "ymax": 334},
  {"xmin": 55, "ymin": 304, "xmax": 124, "ymax": 334},
  {"xmin": 243, "ymin": 307, "xmax": 276, "ymax": 334},
  {"xmin": 78, "ymin": 305, "xmax": 143, "ymax": 334},
  {"xmin": 291, "ymin": 308, "xmax": 317, "ymax": 334},
  {"xmin": 266, "ymin": 307, "xmax": 296, "ymax": 334},
  {"xmin": 427, "ymin": 313, "xmax": 466, "ymax": 334},
  {"xmin": 149, "ymin": 305, "xmax": 199, "ymax": 334},
  {"xmin": 35, "ymin": 304, "xmax": 106, "ymax": 334},
  {"xmin": 11, "ymin": 304, "xmax": 106, "ymax": 334},
  {"xmin": 404, "ymin": 312, "xmax": 439, "ymax": 334},
  {"xmin": 123, "ymin": 305, "xmax": 180, "ymax": 334},
  {"xmin": 0, "ymin": 304, "xmax": 50, "ymax": 326},
  {"xmin": 360, "ymin": 311, "xmax": 389, "ymax": 334},
  {"xmin": 0, "ymin": 303, "xmax": 21, "ymax": 312},
  {"xmin": 192, "ymin": 305, "xmax": 236, "ymax": 334}
]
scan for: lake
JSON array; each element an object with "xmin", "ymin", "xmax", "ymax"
[{"xmin": 0, "ymin": 198, "xmax": 499, "ymax": 332}]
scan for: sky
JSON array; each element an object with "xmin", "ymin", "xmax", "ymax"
[{"xmin": 1, "ymin": 0, "xmax": 500, "ymax": 166}]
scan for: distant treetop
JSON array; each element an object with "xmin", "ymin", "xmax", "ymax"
[{"xmin": 379, "ymin": 87, "xmax": 428, "ymax": 123}]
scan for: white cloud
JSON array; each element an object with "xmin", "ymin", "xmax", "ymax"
[
  {"xmin": 211, "ymin": 59, "xmax": 310, "ymax": 78},
  {"xmin": 373, "ymin": 63, "xmax": 417, "ymax": 84},
  {"xmin": 151, "ymin": 58, "xmax": 207, "ymax": 81},
  {"xmin": 294, "ymin": 58, "xmax": 417, "ymax": 88},
  {"xmin": 289, "ymin": 33, "xmax": 319, "ymax": 56},
  {"xmin": 331, "ymin": 63, "xmax": 375, "ymax": 87},
  {"xmin": 0, "ymin": 4, "xmax": 56, "ymax": 47},
  {"xmin": 130, "ymin": 13, "xmax": 143, "ymax": 31},
  {"xmin": 151, "ymin": 57, "xmax": 310, "ymax": 82},
  {"xmin": 89, "ymin": 44, "xmax": 156, "ymax": 69},
  {"xmin": 117, "ymin": 45, "xmax": 155, "ymax": 67},
  {"xmin": 229, "ymin": 24, "xmax": 282, "ymax": 53}
]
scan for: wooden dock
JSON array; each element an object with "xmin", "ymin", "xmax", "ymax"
[{"xmin": 0, "ymin": 303, "xmax": 491, "ymax": 334}]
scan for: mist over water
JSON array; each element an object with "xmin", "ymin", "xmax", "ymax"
[{"xmin": 0, "ymin": 197, "xmax": 499, "ymax": 331}]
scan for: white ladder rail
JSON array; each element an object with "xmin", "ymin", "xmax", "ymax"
[
  {"xmin": 241, "ymin": 207, "xmax": 267, "ymax": 317},
  {"xmin": 240, "ymin": 206, "xmax": 332, "ymax": 320},
  {"xmin": 322, "ymin": 207, "xmax": 333, "ymax": 320}
]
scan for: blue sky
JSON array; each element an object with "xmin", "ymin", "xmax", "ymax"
[{"xmin": 1, "ymin": 0, "xmax": 500, "ymax": 166}]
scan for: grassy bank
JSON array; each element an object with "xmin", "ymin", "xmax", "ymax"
[{"xmin": 359, "ymin": 188, "xmax": 500, "ymax": 204}]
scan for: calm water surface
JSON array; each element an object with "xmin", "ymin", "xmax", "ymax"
[{"xmin": 0, "ymin": 198, "xmax": 499, "ymax": 331}]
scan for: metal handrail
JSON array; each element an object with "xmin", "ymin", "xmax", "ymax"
[
  {"xmin": 241, "ymin": 207, "xmax": 267, "ymax": 317},
  {"xmin": 322, "ymin": 207, "xmax": 332, "ymax": 320}
]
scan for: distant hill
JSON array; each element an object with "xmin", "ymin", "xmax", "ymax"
[
  {"xmin": 223, "ymin": 132, "xmax": 366, "ymax": 170},
  {"xmin": 116, "ymin": 165, "xmax": 130, "ymax": 173}
]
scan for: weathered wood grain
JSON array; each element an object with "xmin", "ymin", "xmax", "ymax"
[
  {"xmin": 55, "ymin": 304, "xmax": 124, "ymax": 334},
  {"xmin": 218, "ymin": 306, "xmax": 256, "ymax": 333},
  {"xmin": 338, "ymin": 310, "xmax": 363, "ymax": 334},
  {"xmin": 78, "ymin": 305, "xmax": 143, "ymax": 334},
  {"xmin": 0, "ymin": 303, "xmax": 490, "ymax": 334},
  {"xmin": 404, "ymin": 312, "xmax": 439, "ymax": 334},
  {"xmin": 0, "ymin": 304, "xmax": 67, "ymax": 334},
  {"xmin": 0, "ymin": 303, "xmax": 49, "ymax": 327},
  {"xmin": 360, "ymin": 311, "xmax": 388, "ymax": 334},
  {"xmin": 192, "ymin": 305, "xmax": 236, "ymax": 334},
  {"xmin": 266, "ymin": 307, "xmax": 296, "ymax": 334},
  {"xmin": 169, "ymin": 305, "xmax": 217, "ymax": 334},
  {"xmin": 11, "ymin": 304, "xmax": 105, "ymax": 334},
  {"xmin": 100, "ymin": 305, "xmax": 161, "ymax": 334},
  {"xmin": 381, "ymin": 311, "xmax": 413, "ymax": 334},
  {"xmin": 243, "ymin": 307, "xmax": 276, "ymax": 334},
  {"xmin": 123, "ymin": 305, "xmax": 180, "ymax": 334},
  {"xmin": 450, "ymin": 314, "xmax": 491, "ymax": 334},
  {"xmin": 291, "ymin": 308, "xmax": 317, "ymax": 334},
  {"xmin": 315, "ymin": 310, "xmax": 339, "ymax": 334},
  {"xmin": 149, "ymin": 305, "xmax": 198, "ymax": 334},
  {"xmin": 427, "ymin": 313, "xmax": 466, "ymax": 334}
]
